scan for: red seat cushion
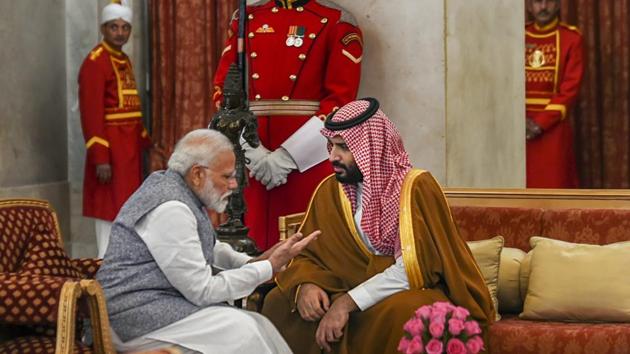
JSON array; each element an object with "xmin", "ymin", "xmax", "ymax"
[
  {"xmin": 490, "ymin": 314, "xmax": 630, "ymax": 354},
  {"xmin": 0, "ymin": 200, "xmax": 94, "ymax": 353},
  {"xmin": 0, "ymin": 200, "xmax": 83, "ymax": 278},
  {"xmin": 0, "ymin": 205, "xmax": 41, "ymax": 272},
  {"xmin": 17, "ymin": 228, "xmax": 84, "ymax": 279},
  {"xmin": 70, "ymin": 258, "xmax": 103, "ymax": 279},
  {"xmin": 0, "ymin": 335, "xmax": 93, "ymax": 353},
  {"xmin": 0, "ymin": 274, "xmax": 76, "ymax": 326}
]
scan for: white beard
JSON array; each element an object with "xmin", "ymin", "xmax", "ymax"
[{"xmin": 199, "ymin": 180, "xmax": 232, "ymax": 213}]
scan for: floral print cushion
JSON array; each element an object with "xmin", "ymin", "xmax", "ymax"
[
  {"xmin": 490, "ymin": 315, "xmax": 630, "ymax": 354},
  {"xmin": 541, "ymin": 208, "xmax": 630, "ymax": 245},
  {"xmin": 451, "ymin": 206, "xmax": 544, "ymax": 250}
]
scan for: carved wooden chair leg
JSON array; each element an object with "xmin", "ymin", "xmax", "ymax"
[
  {"xmin": 80, "ymin": 279, "xmax": 116, "ymax": 354},
  {"xmin": 55, "ymin": 281, "xmax": 82, "ymax": 354}
]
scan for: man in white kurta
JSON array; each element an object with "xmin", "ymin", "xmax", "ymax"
[
  {"xmin": 111, "ymin": 203, "xmax": 287, "ymax": 353},
  {"xmin": 94, "ymin": 129, "xmax": 318, "ymax": 354}
]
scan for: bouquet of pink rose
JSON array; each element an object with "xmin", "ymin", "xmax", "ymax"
[{"xmin": 398, "ymin": 301, "xmax": 485, "ymax": 354}]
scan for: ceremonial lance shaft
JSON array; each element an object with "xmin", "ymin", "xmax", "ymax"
[{"xmin": 208, "ymin": 0, "xmax": 260, "ymax": 255}]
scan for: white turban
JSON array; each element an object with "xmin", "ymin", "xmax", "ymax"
[{"xmin": 101, "ymin": 0, "xmax": 132, "ymax": 25}]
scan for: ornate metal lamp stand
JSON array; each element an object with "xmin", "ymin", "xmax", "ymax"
[{"xmin": 209, "ymin": 64, "xmax": 260, "ymax": 255}]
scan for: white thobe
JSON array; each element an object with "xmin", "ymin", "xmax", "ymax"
[
  {"xmin": 345, "ymin": 183, "xmax": 411, "ymax": 311},
  {"xmin": 110, "ymin": 201, "xmax": 291, "ymax": 354}
]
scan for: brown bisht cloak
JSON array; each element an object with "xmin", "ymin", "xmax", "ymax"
[{"xmin": 262, "ymin": 169, "xmax": 495, "ymax": 354}]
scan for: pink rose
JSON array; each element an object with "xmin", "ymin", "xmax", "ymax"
[
  {"xmin": 406, "ymin": 336, "xmax": 424, "ymax": 354},
  {"xmin": 398, "ymin": 337, "xmax": 411, "ymax": 353},
  {"xmin": 466, "ymin": 335, "xmax": 485, "ymax": 354},
  {"xmin": 464, "ymin": 320, "xmax": 482, "ymax": 336},
  {"xmin": 430, "ymin": 311, "xmax": 447, "ymax": 325},
  {"xmin": 451, "ymin": 306, "xmax": 470, "ymax": 320},
  {"xmin": 448, "ymin": 318, "xmax": 465, "ymax": 336},
  {"xmin": 429, "ymin": 321, "xmax": 445, "ymax": 338},
  {"xmin": 403, "ymin": 318, "xmax": 425, "ymax": 337},
  {"xmin": 429, "ymin": 314, "xmax": 446, "ymax": 325},
  {"xmin": 425, "ymin": 338, "xmax": 444, "ymax": 354},
  {"xmin": 415, "ymin": 305, "xmax": 432, "ymax": 320},
  {"xmin": 446, "ymin": 338, "xmax": 467, "ymax": 354},
  {"xmin": 433, "ymin": 301, "xmax": 455, "ymax": 312}
]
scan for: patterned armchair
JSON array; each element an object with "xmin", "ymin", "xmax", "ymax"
[{"xmin": 0, "ymin": 199, "xmax": 114, "ymax": 354}]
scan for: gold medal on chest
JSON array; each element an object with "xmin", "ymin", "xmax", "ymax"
[{"xmin": 528, "ymin": 49, "xmax": 546, "ymax": 68}]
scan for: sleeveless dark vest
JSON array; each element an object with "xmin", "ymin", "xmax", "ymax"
[{"xmin": 95, "ymin": 169, "xmax": 216, "ymax": 341}]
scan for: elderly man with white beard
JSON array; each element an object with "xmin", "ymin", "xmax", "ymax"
[{"xmin": 94, "ymin": 129, "xmax": 318, "ymax": 353}]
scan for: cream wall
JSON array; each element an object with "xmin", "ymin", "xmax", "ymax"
[
  {"xmin": 445, "ymin": 0, "xmax": 525, "ymax": 187},
  {"xmin": 334, "ymin": 0, "xmax": 525, "ymax": 187},
  {"xmin": 0, "ymin": 0, "xmax": 71, "ymax": 241}
]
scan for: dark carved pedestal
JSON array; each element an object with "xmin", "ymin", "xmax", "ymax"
[{"xmin": 209, "ymin": 63, "xmax": 260, "ymax": 255}]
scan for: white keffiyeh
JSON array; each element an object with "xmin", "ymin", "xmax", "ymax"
[{"xmin": 321, "ymin": 98, "xmax": 412, "ymax": 257}]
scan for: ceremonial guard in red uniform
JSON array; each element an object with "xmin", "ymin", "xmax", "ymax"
[
  {"xmin": 525, "ymin": 0, "xmax": 584, "ymax": 188},
  {"xmin": 79, "ymin": 0, "xmax": 151, "ymax": 257},
  {"xmin": 213, "ymin": 0, "xmax": 363, "ymax": 249}
]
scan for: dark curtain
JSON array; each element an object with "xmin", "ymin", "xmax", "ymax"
[
  {"xmin": 561, "ymin": 1, "xmax": 630, "ymax": 188},
  {"xmin": 148, "ymin": 0, "xmax": 237, "ymax": 171}
]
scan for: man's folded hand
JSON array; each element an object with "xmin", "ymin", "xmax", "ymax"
[{"xmin": 296, "ymin": 283, "xmax": 329, "ymax": 321}]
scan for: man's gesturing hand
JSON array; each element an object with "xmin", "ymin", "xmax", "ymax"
[
  {"xmin": 267, "ymin": 230, "xmax": 320, "ymax": 274},
  {"xmin": 297, "ymin": 283, "xmax": 329, "ymax": 321},
  {"xmin": 250, "ymin": 238, "xmax": 286, "ymax": 263}
]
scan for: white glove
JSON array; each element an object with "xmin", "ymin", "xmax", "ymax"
[
  {"xmin": 243, "ymin": 140, "xmax": 270, "ymax": 178},
  {"xmin": 251, "ymin": 147, "xmax": 297, "ymax": 190}
]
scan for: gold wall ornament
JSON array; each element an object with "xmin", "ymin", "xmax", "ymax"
[{"xmin": 528, "ymin": 49, "xmax": 546, "ymax": 68}]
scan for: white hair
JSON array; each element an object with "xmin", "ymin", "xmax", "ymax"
[{"xmin": 167, "ymin": 129, "xmax": 233, "ymax": 175}]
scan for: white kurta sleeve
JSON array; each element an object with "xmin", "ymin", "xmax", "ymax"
[
  {"xmin": 347, "ymin": 256, "xmax": 409, "ymax": 311},
  {"xmin": 136, "ymin": 201, "xmax": 272, "ymax": 307},
  {"xmin": 213, "ymin": 240, "xmax": 252, "ymax": 270}
]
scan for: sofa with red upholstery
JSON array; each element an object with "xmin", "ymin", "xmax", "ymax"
[
  {"xmin": 446, "ymin": 188, "xmax": 630, "ymax": 354},
  {"xmin": 0, "ymin": 198, "xmax": 114, "ymax": 354}
]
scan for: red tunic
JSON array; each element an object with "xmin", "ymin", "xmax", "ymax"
[
  {"xmin": 79, "ymin": 42, "xmax": 151, "ymax": 221},
  {"xmin": 525, "ymin": 19, "xmax": 584, "ymax": 188},
  {"xmin": 213, "ymin": 0, "xmax": 362, "ymax": 249}
]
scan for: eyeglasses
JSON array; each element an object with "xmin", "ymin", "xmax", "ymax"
[{"xmin": 196, "ymin": 164, "xmax": 237, "ymax": 182}]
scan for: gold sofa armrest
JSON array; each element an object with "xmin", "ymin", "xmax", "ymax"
[
  {"xmin": 278, "ymin": 212, "xmax": 306, "ymax": 241},
  {"xmin": 55, "ymin": 280, "xmax": 82, "ymax": 354},
  {"xmin": 80, "ymin": 279, "xmax": 115, "ymax": 354},
  {"xmin": 246, "ymin": 212, "xmax": 308, "ymax": 313}
]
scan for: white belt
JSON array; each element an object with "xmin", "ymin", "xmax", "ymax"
[{"xmin": 249, "ymin": 99, "xmax": 319, "ymax": 116}]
